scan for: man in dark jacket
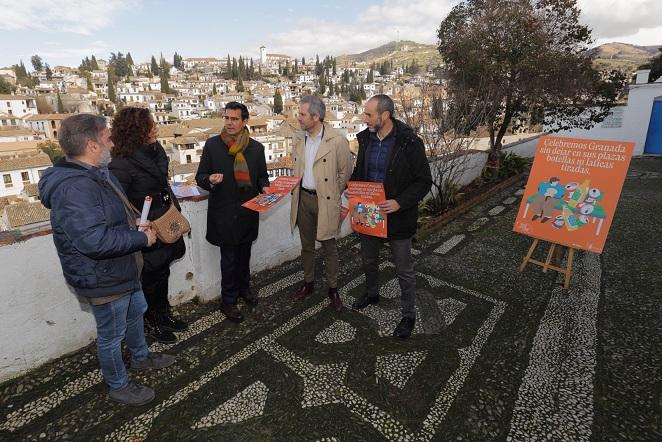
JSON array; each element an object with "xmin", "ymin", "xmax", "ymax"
[
  {"xmin": 349, "ymin": 94, "xmax": 432, "ymax": 339},
  {"xmin": 39, "ymin": 114, "xmax": 175, "ymax": 406},
  {"xmin": 196, "ymin": 102, "xmax": 270, "ymax": 323}
]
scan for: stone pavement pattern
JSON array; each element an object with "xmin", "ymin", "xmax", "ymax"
[{"xmin": 1, "ymin": 158, "xmax": 661, "ymax": 441}]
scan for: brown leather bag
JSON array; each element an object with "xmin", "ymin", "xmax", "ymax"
[{"xmin": 150, "ymin": 201, "xmax": 191, "ymax": 243}]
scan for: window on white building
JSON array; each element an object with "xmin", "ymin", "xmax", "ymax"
[
  {"xmin": 21, "ymin": 171, "xmax": 29, "ymax": 183},
  {"xmin": 3, "ymin": 174, "xmax": 12, "ymax": 188}
]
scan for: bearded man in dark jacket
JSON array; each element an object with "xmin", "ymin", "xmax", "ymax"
[
  {"xmin": 39, "ymin": 114, "xmax": 175, "ymax": 406},
  {"xmin": 349, "ymin": 94, "xmax": 432, "ymax": 339}
]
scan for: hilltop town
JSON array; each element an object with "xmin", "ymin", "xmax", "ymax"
[{"xmin": 0, "ymin": 43, "xmax": 463, "ymax": 233}]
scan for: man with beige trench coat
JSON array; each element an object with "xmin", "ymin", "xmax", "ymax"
[{"xmin": 290, "ymin": 95, "xmax": 353, "ymax": 311}]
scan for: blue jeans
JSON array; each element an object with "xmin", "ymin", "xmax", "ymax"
[{"xmin": 91, "ymin": 290, "xmax": 149, "ymax": 391}]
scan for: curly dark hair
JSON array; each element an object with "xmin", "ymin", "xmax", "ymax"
[{"xmin": 111, "ymin": 107, "xmax": 154, "ymax": 157}]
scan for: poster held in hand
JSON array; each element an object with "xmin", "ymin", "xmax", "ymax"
[
  {"xmin": 138, "ymin": 196, "xmax": 151, "ymax": 231},
  {"xmin": 242, "ymin": 176, "xmax": 302, "ymax": 213},
  {"xmin": 347, "ymin": 181, "xmax": 387, "ymax": 238}
]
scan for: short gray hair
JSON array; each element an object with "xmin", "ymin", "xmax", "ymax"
[
  {"xmin": 299, "ymin": 95, "xmax": 326, "ymax": 121},
  {"xmin": 58, "ymin": 114, "xmax": 107, "ymax": 157},
  {"xmin": 370, "ymin": 94, "xmax": 395, "ymax": 119}
]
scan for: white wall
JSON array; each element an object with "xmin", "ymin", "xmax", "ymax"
[
  {"xmin": 550, "ymin": 81, "xmax": 662, "ymax": 156},
  {"xmin": 0, "ymin": 167, "xmax": 48, "ymax": 197},
  {"xmin": 0, "ymin": 195, "xmax": 353, "ymax": 382},
  {"xmin": 0, "ymin": 235, "xmax": 98, "ymax": 382}
]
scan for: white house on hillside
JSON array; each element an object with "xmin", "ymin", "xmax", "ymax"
[
  {"xmin": 0, "ymin": 152, "xmax": 52, "ymax": 197},
  {"xmin": 0, "ymin": 95, "xmax": 38, "ymax": 118},
  {"xmin": 551, "ymin": 70, "xmax": 662, "ymax": 155}
]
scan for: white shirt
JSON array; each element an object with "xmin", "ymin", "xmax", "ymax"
[{"xmin": 302, "ymin": 126, "xmax": 324, "ymax": 190}]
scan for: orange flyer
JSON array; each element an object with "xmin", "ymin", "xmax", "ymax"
[
  {"xmin": 513, "ymin": 136, "xmax": 633, "ymax": 254},
  {"xmin": 347, "ymin": 181, "xmax": 387, "ymax": 238},
  {"xmin": 242, "ymin": 176, "xmax": 301, "ymax": 213}
]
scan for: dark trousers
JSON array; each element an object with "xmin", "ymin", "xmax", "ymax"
[
  {"xmin": 141, "ymin": 267, "xmax": 171, "ymax": 316},
  {"xmin": 359, "ymin": 234, "xmax": 416, "ymax": 319},
  {"xmin": 220, "ymin": 242, "xmax": 252, "ymax": 305}
]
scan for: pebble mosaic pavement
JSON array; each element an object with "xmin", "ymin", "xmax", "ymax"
[{"xmin": 1, "ymin": 158, "xmax": 661, "ymax": 441}]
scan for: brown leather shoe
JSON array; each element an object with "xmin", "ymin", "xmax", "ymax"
[
  {"xmin": 293, "ymin": 282, "xmax": 315, "ymax": 301},
  {"xmin": 328, "ymin": 288, "xmax": 343, "ymax": 311}
]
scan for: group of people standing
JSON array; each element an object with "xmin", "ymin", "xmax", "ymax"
[{"xmin": 40, "ymin": 93, "xmax": 431, "ymax": 406}]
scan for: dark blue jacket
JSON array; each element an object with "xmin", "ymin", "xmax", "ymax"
[
  {"xmin": 352, "ymin": 119, "xmax": 432, "ymax": 239},
  {"xmin": 39, "ymin": 158, "xmax": 147, "ymax": 299}
]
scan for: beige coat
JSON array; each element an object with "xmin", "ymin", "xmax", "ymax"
[{"xmin": 290, "ymin": 123, "xmax": 353, "ymax": 240}]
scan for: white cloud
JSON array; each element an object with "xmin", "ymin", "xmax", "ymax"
[
  {"xmin": 32, "ymin": 41, "xmax": 112, "ymax": 62},
  {"xmin": 0, "ymin": 0, "xmax": 136, "ymax": 35},
  {"xmin": 265, "ymin": 0, "xmax": 457, "ymax": 57},
  {"xmin": 579, "ymin": 0, "xmax": 662, "ymax": 45},
  {"xmin": 579, "ymin": 0, "xmax": 662, "ymax": 38},
  {"xmin": 265, "ymin": 0, "xmax": 661, "ymax": 57}
]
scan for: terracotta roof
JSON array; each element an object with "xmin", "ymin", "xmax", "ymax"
[
  {"xmin": 183, "ymin": 118, "xmax": 225, "ymax": 129},
  {"xmin": 172, "ymin": 162, "xmax": 199, "ymax": 175},
  {"xmin": 267, "ymin": 156, "xmax": 294, "ymax": 170},
  {"xmin": 0, "ymin": 140, "xmax": 42, "ymax": 154},
  {"xmin": 171, "ymin": 137, "xmax": 199, "ymax": 145},
  {"xmin": 24, "ymin": 113, "xmax": 74, "ymax": 121},
  {"xmin": 158, "ymin": 125, "xmax": 177, "ymax": 137},
  {"xmin": 0, "ymin": 128, "xmax": 35, "ymax": 137},
  {"xmin": 0, "ymin": 152, "xmax": 52, "ymax": 172},
  {"xmin": 21, "ymin": 182, "xmax": 39, "ymax": 197},
  {"xmin": 0, "ymin": 94, "xmax": 35, "ymax": 101},
  {"xmin": 248, "ymin": 118, "xmax": 267, "ymax": 127},
  {"xmin": 4, "ymin": 202, "xmax": 50, "ymax": 228}
]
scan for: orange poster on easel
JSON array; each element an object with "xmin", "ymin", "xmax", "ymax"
[
  {"xmin": 513, "ymin": 136, "xmax": 633, "ymax": 254},
  {"xmin": 242, "ymin": 176, "xmax": 301, "ymax": 213},
  {"xmin": 347, "ymin": 181, "xmax": 387, "ymax": 238}
]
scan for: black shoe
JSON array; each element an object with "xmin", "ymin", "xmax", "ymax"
[
  {"xmin": 531, "ymin": 214, "xmax": 540, "ymax": 221},
  {"xmin": 541, "ymin": 216, "xmax": 551, "ymax": 223},
  {"xmin": 220, "ymin": 302, "xmax": 244, "ymax": 323},
  {"xmin": 393, "ymin": 317, "xmax": 416, "ymax": 339},
  {"xmin": 239, "ymin": 289, "xmax": 258, "ymax": 307},
  {"xmin": 109, "ymin": 380, "xmax": 155, "ymax": 406},
  {"xmin": 145, "ymin": 319, "xmax": 177, "ymax": 344},
  {"xmin": 352, "ymin": 294, "xmax": 379, "ymax": 310},
  {"xmin": 158, "ymin": 312, "xmax": 188, "ymax": 332}
]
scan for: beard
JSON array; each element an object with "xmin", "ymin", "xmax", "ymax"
[
  {"xmin": 98, "ymin": 148, "xmax": 112, "ymax": 167},
  {"xmin": 368, "ymin": 117, "xmax": 383, "ymax": 133}
]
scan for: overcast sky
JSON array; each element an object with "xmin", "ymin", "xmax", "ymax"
[{"xmin": 0, "ymin": 0, "xmax": 660, "ymax": 68}]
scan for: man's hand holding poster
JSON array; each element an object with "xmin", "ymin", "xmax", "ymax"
[
  {"xmin": 346, "ymin": 181, "xmax": 387, "ymax": 238},
  {"xmin": 243, "ymin": 176, "xmax": 301, "ymax": 213}
]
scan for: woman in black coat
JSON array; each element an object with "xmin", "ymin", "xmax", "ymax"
[{"xmin": 109, "ymin": 107, "xmax": 187, "ymax": 343}]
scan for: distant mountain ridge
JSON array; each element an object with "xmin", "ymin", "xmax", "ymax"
[
  {"xmin": 589, "ymin": 42, "xmax": 660, "ymax": 72},
  {"xmin": 336, "ymin": 40, "xmax": 443, "ymax": 70},
  {"xmin": 335, "ymin": 40, "xmax": 660, "ymax": 73}
]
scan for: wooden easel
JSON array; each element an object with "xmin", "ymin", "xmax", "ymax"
[{"xmin": 518, "ymin": 238, "xmax": 576, "ymax": 289}]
